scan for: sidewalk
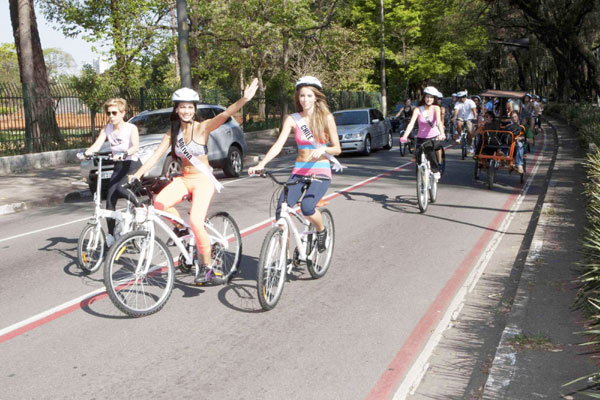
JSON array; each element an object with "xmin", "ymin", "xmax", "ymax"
[
  {"xmin": 481, "ymin": 117, "xmax": 597, "ymax": 398},
  {"xmin": 0, "ymin": 130, "xmax": 293, "ymax": 216}
]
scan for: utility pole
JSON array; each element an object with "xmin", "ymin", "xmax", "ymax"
[
  {"xmin": 379, "ymin": 0, "xmax": 387, "ymax": 115},
  {"xmin": 176, "ymin": 0, "xmax": 192, "ymax": 88}
]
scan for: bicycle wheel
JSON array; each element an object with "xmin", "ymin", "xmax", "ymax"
[
  {"xmin": 206, "ymin": 211, "xmax": 242, "ymax": 284},
  {"xmin": 104, "ymin": 231, "xmax": 175, "ymax": 317},
  {"xmin": 520, "ymin": 158, "xmax": 527, "ymax": 184},
  {"xmin": 307, "ymin": 208, "xmax": 335, "ymax": 279},
  {"xmin": 474, "ymin": 159, "xmax": 480, "ymax": 180},
  {"xmin": 399, "ymin": 142, "xmax": 406, "ymax": 156},
  {"xmin": 77, "ymin": 222, "xmax": 106, "ymax": 274},
  {"xmin": 488, "ymin": 160, "xmax": 496, "ymax": 190},
  {"xmin": 461, "ymin": 137, "xmax": 467, "ymax": 160},
  {"xmin": 416, "ymin": 166, "xmax": 428, "ymax": 213},
  {"xmin": 429, "ymin": 174, "xmax": 438, "ymax": 203},
  {"xmin": 256, "ymin": 227, "xmax": 286, "ymax": 311}
]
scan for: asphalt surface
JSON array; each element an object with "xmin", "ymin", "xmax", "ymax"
[{"xmin": 0, "ymin": 120, "xmax": 595, "ymax": 399}]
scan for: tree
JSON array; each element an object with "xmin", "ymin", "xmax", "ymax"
[
  {"xmin": 70, "ymin": 64, "xmax": 112, "ymax": 134},
  {"xmin": 43, "ymin": 48, "xmax": 77, "ymax": 82},
  {"xmin": 40, "ymin": 0, "xmax": 173, "ymax": 87},
  {"xmin": 507, "ymin": 0, "xmax": 600, "ymax": 102},
  {"xmin": 0, "ymin": 43, "xmax": 21, "ymax": 85},
  {"xmin": 9, "ymin": 0, "xmax": 61, "ymax": 153}
]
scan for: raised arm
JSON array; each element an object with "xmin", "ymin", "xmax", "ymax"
[
  {"xmin": 203, "ymin": 78, "xmax": 259, "ymax": 135},
  {"xmin": 248, "ymin": 115, "xmax": 294, "ymax": 174}
]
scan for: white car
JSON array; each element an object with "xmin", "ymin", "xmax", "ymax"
[
  {"xmin": 334, "ymin": 108, "xmax": 393, "ymax": 155},
  {"xmin": 80, "ymin": 104, "xmax": 247, "ymax": 194}
]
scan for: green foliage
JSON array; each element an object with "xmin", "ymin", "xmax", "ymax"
[
  {"xmin": 43, "ymin": 48, "xmax": 77, "ymax": 81},
  {"xmin": 0, "ymin": 43, "xmax": 20, "ymax": 85},
  {"xmin": 69, "ymin": 65, "xmax": 112, "ymax": 114}
]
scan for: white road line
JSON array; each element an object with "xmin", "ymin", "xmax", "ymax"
[
  {"xmin": 394, "ymin": 142, "xmax": 546, "ymax": 399},
  {"xmin": 0, "ymin": 165, "xmax": 293, "ymax": 243},
  {"xmin": 0, "ymin": 159, "xmax": 413, "ymax": 340}
]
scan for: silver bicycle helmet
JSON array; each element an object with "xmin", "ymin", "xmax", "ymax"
[
  {"xmin": 172, "ymin": 87, "xmax": 200, "ymax": 103},
  {"xmin": 295, "ymin": 76, "xmax": 323, "ymax": 90}
]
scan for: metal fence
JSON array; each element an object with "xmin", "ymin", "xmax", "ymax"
[{"xmin": 0, "ymin": 82, "xmax": 381, "ymax": 156}]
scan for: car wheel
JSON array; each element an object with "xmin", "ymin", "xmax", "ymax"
[
  {"xmin": 383, "ymin": 131, "xmax": 393, "ymax": 150},
  {"xmin": 361, "ymin": 135, "xmax": 372, "ymax": 156},
  {"xmin": 223, "ymin": 145, "xmax": 243, "ymax": 177},
  {"xmin": 162, "ymin": 155, "xmax": 182, "ymax": 178}
]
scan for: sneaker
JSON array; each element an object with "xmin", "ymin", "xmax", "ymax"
[
  {"xmin": 467, "ymin": 146, "xmax": 474, "ymax": 156},
  {"xmin": 194, "ymin": 263, "xmax": 210, "ymax": 285},
  {"xmin": 316, "ymin": 228, "xmax": 327, "ymax": 253},
  {"xmin": 516, "ymin": 164, "xmax": 524, "ymax": 174},
  {"xmin": 106, "ymin": 234, "xmax": 115, "ymax": 248},
  {"xmin": 455, "ymin": 137, "xmax": 461, "ymax": 144},
  {"xmin": 433, "ymin": 172, "xmax": 441, "ymax": 180}
]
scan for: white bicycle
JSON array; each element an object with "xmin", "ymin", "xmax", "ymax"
[
  {"xmin": 103, "ymin": 178, "xmax": 242, "ymax": 317},
  {"xmin": 77, "ymin": 153, "xmax": 139, "ymax": 274},
  {"xmin": 254, "ymin": 171, "xmax": 335, "ymax": 311},
  {"xmin": 402, "ymin": 138, "xmax": 440, "ymax": 213}
]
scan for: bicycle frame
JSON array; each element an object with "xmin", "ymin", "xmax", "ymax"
[
  {"xmin": 132, "ymin": 204, "xmax": 233, "ymax": 269},
  {"xmin": 275, "ymin": 202, "xmax": 317, "ymax": 273}
]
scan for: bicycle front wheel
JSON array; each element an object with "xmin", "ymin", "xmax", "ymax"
[
  {"xmin": 417, "ymin": 167, "xmax": 428, "ymax": 213},
  {"xmin": 104, "ymin": 231, "xmax": 175, "ymax": 317},
  {"xmin": 307, "ymin": 208, "xmax": 335, "ymax": 279},
  {"xmin": 77, "ymin": 222, "xmax": 106, "ymax": 274},
  {"xmin": 256, "ymin": 227, "xmax": 286, "ymax": 311},
  {"xmin": 206, "ymin": 211, "xmax": 242, "ymax": 284}
]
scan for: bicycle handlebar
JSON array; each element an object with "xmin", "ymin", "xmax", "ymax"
[{"xmin": 252, "ymin": 170, "xmax": 321, "ymax": 186}]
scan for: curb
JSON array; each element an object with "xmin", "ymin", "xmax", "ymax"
[
  {"xmin": 482, "ymin": 120, "xmax": 560, "ymax": 398},
  {"xmin": 0, "ymin": 189, "xmax": 91, "ymax": 216}
]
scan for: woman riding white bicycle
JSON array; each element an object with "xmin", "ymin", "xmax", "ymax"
[
  {"xmin": 248, "ymin": 76, "xmax": 342, "ymax": 252},
  {"xmin": 130, "ymin": 79, "xmax": 258, "ymax": 284},
  {"xmin": 400, "ymin": 86, "xmax": 446, "ymax": 180},
  {"xmin": 77, "ymin": 98, "xmax": 140, "ymax": 247}
]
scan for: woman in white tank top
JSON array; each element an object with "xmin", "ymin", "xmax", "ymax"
[{"xmin": 78, "ymin": 98, "xmax": 140, "ymax": 245}]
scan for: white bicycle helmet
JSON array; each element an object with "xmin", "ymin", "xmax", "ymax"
[
  {"xmin": 172, "ymin": 87, "xmax": 200, "ymax": 103},
  {"xmin": 435, "ymin": 89, "xmax": 443, "ymax": 98},
  {"xmin": 471, "ymin": 95, "xmax": 482, "ymax": 102},
  {"xmin": 423, "ymin": 86, "xmax": 438, "ymax": 97},
  {"xmin": 295, "ymin": 76, "xmax": 323, "ymax": 90},
  {"xmin": 524, "ymin": 93, "xmax": 533, "ymax": 99},
  {"xmin": 452, "ymin": 93, "xmax": 457, "ymax": 97},
  {"xmin": 456, "ymin": 90, "xmax": 468, "ymax": 98}
]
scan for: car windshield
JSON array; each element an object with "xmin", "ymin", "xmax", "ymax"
[
  {"xmin": 334, "ymin": 111, "xmax": 369, "ymax": 126},
  {"xmin": 129, "ymin": 113, "xmax": 170, "ymax": 135}
]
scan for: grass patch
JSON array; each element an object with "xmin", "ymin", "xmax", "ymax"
[{"xmin": 508, "ymin": 333, "xmax": 559, "ymax": 351}]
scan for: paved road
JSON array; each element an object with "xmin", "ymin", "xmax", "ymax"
[{"xmin": 0, "ymin": 132, "xmax": 550, "ymax": 399}]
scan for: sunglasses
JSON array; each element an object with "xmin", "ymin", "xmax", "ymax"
[{"xmin": 106, "ymin": 111, "xmax": 120, "ymax": 116}]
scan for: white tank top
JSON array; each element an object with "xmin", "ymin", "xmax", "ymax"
[{"xmin": 105, "ymin": 122, "xmax": 138, "ymax": 161}]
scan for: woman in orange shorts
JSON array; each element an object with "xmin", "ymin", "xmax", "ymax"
[{"xmin": 131, "ymin": 79, "xmax": 258, "ymax": 283}]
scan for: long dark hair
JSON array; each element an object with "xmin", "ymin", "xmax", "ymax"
[{"xmin": 170, "ymin": 102, "xmax": 198, "ymax": 160}]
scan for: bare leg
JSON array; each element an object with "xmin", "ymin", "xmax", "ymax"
[{"xmin": 305, "ymin": 209, "xmax": 324, "ymax": 232}]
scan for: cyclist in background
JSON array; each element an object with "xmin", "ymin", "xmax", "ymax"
[
  {"xmin": 248, "ymin": 76, "xmax": 342, "ymax": 253},
  {"xmin": 451, "ymin": 91, "xmax": 478, "ymax": 155},
  {"xmin": 131, "ymin": 79, "xmax": 259, "ymax": 284},
  {"xmin": 520, "ymin": 93, "xmax": 536, "ymax": 146},
  {"xmin": 77, "ymin": 98, "xmax": 140, "ymax": 247},
  {"xmin": 400, "ymin": 86, "xmax": 446, "ymax": 180},
  {"xmin": 533, "ymin": 94, "xmax": 544, "ymax": 134}
]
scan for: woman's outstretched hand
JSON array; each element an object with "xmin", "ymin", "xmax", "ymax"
[{"xmin": 243, "ymin": 78, "xmax": 259, "ymax": 101}]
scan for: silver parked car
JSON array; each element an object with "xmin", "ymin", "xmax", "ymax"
[
  {"xmin": 334, "ymin": 108, "xmax": 393, "ymax": 155},
  {"xmin": 80, "ymin": 104, "xmax": 247, "ymax": 194}
]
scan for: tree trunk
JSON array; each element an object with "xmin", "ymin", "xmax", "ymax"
[
  {"xmin": 10, "ymin": 0, "xmax": 61, "ymax": 153},
  {"xmin": 257, "ymin": 68, "xmax": 266, "ymax": 121}
]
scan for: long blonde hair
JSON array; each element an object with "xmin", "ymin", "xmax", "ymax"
[{"xmin": 294, "ymin": 86, "xmax": 331, "ymax": 143}]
